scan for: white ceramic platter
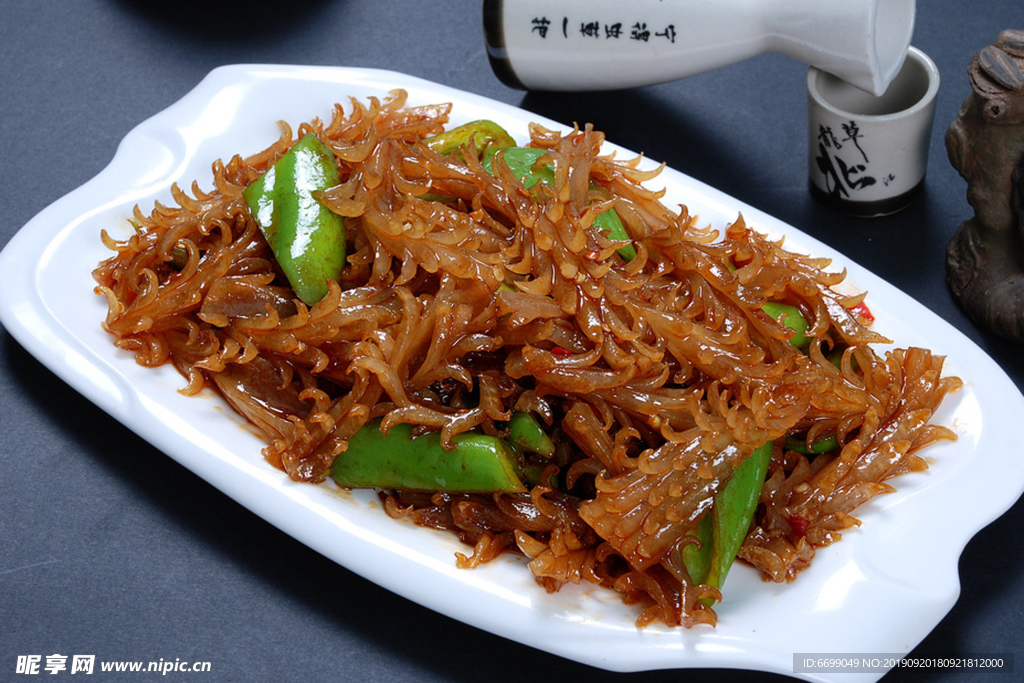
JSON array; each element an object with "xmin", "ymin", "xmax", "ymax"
[{"xmin": 1, "ymin": 65, "xmax": 1022, "ymax": 683}]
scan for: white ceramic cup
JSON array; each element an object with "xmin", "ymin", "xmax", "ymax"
[{"xmin": 807, "ymin": 46, "xmax": 940, "ymax": 217}]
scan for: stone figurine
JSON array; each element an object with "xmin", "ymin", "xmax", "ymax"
[{"xmin": 946, "ymin": 29, "xmax": 1024, "ymax": 342}]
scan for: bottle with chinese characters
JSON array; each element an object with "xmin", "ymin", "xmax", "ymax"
[{"xmin": 484, "ymin": 0, "xmax": 914, "ymax": 96}]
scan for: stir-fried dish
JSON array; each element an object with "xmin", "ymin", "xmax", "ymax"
[{"xmin": 93, "ymin": 90, "xmax": 961, "ymax": 627}]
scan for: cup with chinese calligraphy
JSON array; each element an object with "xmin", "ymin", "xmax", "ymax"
[{"xmin": 807, "ymin": 46, "xmax": 940, "ymax": 217}]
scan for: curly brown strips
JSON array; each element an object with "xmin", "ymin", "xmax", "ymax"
[
  {"xmin": 614, "ymin": 564, "xmax": 719, "ymax": 628},
  {"xmin": 579, "ymin": 432, "xmax": 747, "ymax": 572},
  {"xmin": 739, "ymin": 347, "xmax": 960, "ymax": 581},
  {"xmin": 94, "ymin": 89, "xmax": 961, "ymax": 628}
]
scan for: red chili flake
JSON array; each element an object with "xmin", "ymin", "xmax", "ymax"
[
  {"xmin": 550, "ymin": 346, "xmax": 572, "ymax": 357},
  {"xmin": 788, "ymin": 514, "xmax": 810, "ymax": 538},
  {"xmin": 584, "ymin": 248, "xmax": 602, "ymax": 261},
  {"xmin": 850, "ymin": 301, "xmax": 875, "ymax": 323}
]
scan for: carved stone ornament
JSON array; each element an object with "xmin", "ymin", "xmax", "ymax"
[{"xmin": 946, "ymin": 29, "xmax": 1024, "ymax": 342}]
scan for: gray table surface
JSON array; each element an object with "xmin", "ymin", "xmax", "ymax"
[{"xmin": 3, "ymin": 1, "xmax": 1023, "ymax": 681}]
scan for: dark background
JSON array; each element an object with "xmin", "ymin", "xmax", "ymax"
[{"xmin": 2, "ymin": 1, "xmax": 1023, "ymax": 681}]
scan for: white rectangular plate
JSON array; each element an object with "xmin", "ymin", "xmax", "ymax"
[{"xmin": 2, "ymin": 65, "xmax": 1022, "ymax": 683}]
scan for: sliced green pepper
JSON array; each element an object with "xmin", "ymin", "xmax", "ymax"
[
  {"xmin": 485, "ymin": 147, "xmax": 635, "ymax": 260},
  {"xmin": 592, "ymin": 204, "xmax": 637, "ymax": 261},
  {"xmin": 331, "ymin": 419, "xmax": 527, "ymax": 493},
  {"xmin": 682, "ymin": 442, "xmax": 773, "ymax": 593},
  {"xmin": 243, "ymin": 133, "xmax": 346, "ymax": 306},
  {"xmin": 682, "ymin": 506, "xmax": 714, "ymax": 588},
  {"xmin": 785, "ymin": 432, "xmax": 839, "ymax": 455},
  {"xmin": 728, "ymin": 258, "xmax": 812, "ymax": 349},
  {"xmin": 483, "ymin": 146, "xmax": 553, "ymax": 188},
  {"xmin": 761, "ymin": 301, "xmax": 811, "ymax": 348},
  {"xmin": 508, "ymin": 411, "xmax": 555, "ymax": 457},
  {"xmin": 424, "ymin": 119, "xmax": 516, "ymax": 161}
]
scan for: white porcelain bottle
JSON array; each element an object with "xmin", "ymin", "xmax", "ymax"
[{"xmin": 484, "ymin": 0, "xmax": 915, "ymax": 96}]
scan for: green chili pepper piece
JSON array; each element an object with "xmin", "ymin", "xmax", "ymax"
[
  {"xmin": 424, "ymin": 119, "xmax": 516, "ymax": 160},
  {"xmin": 243, "ymin": 133, "xmax": 346, "ymax": 306},
  {"xmin": 485, "ymin": 147, "xmax": 634, "ymax": 260},
  {"xmin": 761, "ymin": 301, "xmax": 811, "ymax": 348},
  {"xmin": 682, "ymin": 442, "xmax": 773, "ymax": 592},
  {"xmin": 167, "ymin": 245, "xmax": 189, "ymax": 271},
  {"xmin": 827, "ymin": 344, "xmax": 862, "ymax": 371},
  {"xmin": 330, "ymin": 420, "xmax": 527, "ymax": 493},
  {"xmin": 682, "ymin": 511, "xmax": 715, "ymax": 586},
  {"xmin": 728, "ymin": 260, "xmax": 812, "ymax": 348},
  {"xmin": 592, "ymin": 205, "xmax": 637, "ymax": 261},
  {"xmin": 484, "ymin": 147, "xmax": 554, "ymax": 188},
  {"xmin": 705, "ymin": 441, "xmax": 773, "ymax": 592},
  {"xmin": 784, "ymin": 432, "xmax": 839, "ymax": 455},
  {"xmin": 508, "ymin": 412, "xmax": 555, "ymax": 457}
]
